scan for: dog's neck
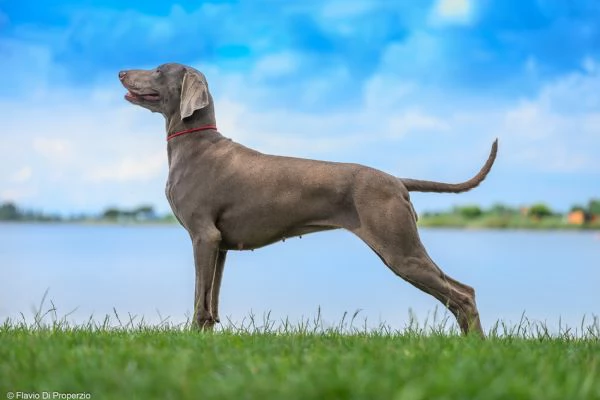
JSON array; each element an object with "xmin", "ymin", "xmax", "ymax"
[
  {"xmin": 165, "ymin": 121, "xmax": 224, "ymax": 170},
  {"xmin": 165, "ymin": 100, "xmax": 217, "ymax": 138},
  {"xmin": 164, "ymin": 103, "xmax": 226, "ymax": 167},
  {"xmin": 167, "ymin": 124, "xmax": 218, "ymax": 141}
]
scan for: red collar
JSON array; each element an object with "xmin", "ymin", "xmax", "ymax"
[{"xmin": 167, "ymin": 124, "xmax": 217, "ymax": 141}]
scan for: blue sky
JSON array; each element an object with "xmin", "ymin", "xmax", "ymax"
[{"xmin": 1, "ymin": 0, "xmax": 599, "ymax": 214}]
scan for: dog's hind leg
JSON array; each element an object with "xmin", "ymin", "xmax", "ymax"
[
  {"xmin": 350, "ymin": 188, "xmax": 484, "ymax": 336},
  {"xmin": 364, "ymin": 238, "xmax": 483, "ymax": 335},
  {"xmin": 389, "ymin": 251, "xmax": 484, "ymax": 336}
]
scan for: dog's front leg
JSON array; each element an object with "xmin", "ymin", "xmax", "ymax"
[
  {"xmin": 191, "ymin": 230, "xmax": 221, "ymax": 331},
  {"xmin": 210, "ymin": 250, "xmax": 227, "ymax": 324}
]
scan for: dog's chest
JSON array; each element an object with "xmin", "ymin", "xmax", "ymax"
[
  {"xmin": 164, "ymin": 171, "xmax": 213, "ymax": 231},
  {"xmin": 165, "ymin": 178, "xmax": 195, "ymax": 230}
]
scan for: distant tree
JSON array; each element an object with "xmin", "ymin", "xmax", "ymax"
[
  {"xmin": 102, "ymin": 208, "xmax": 121, "ymax": 219},
  {"xmin": 121, "ymin": 210, "xmax": 135, "ymax": 218},
  {"xmin": 456, "ymin": 205, "xmax": 483, "ymax": 219},
  {"xmin": 133, "ymin": 205, "xmax": 156, "ymax": 220},
  {"xmin": 162, "ymin": 214, "xmax": 178, "ymax": 223},
  {"xmin": 570, "ymin": 205, "xmax": 586, "ymax": 213},
  {"xmin": 528, "ymin": 203, "xmax": 553, "ymax": 219},
  {"xmin": 489, "ymin": 203, "xmax": 517, "ymax": 216},
  {"xmin": 588, "ymin": 199, "xmax": 600, "ymax": 216},
  {"xmin": 134, "ymin": 205, "xmax": 154, "ymax": 215},
  {"xmin": 0, "ymin": 202, "xmax": 20, "ymax": 220}
]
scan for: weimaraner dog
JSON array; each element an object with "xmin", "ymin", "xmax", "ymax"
[{"xmin": 119, "ymin": 63, "xmax": 497, "ymax": 336}]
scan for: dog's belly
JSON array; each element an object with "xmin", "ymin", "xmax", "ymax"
[
  {"xmin": 214, "ymin": 181, "xmax": 361, "ymax": 250},
  {"xmin": 217, "ymin": 219, "xmax": 339, "ymax": 250}
]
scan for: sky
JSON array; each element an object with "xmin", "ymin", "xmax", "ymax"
[{"xmin": 1, "ymin": 0, "xmax": 599, "ymax": 215}]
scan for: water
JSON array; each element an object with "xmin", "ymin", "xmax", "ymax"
[{"xmin": 1, "ymin": 223, "xmax": 598, "ymax": 332}]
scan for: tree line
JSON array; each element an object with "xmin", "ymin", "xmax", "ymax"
[
  {"xmin": 424, "ymin": 199, "xmax": 600, "ymax": 220},
  {"xmin": 1, "ymin": 199, "xmax": 598, "ymax": 224},
  {"xmin": 0, "ymin": 202, "xmax": 173, "ymax": 223}
]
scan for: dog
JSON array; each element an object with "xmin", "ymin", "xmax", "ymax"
[{"xmin": 119, "ymin": 63, "xmax": 497, "ymax": 335}]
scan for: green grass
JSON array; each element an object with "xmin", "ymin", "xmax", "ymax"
[{"xmin": 1, "ymin": 308, "xmax": 599, "ymax": 400}]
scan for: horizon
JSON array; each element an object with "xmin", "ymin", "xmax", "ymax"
[
  {"xmin": 1, "ymin": 1, "xmax": 599, "ymax": 214},
  {"xmin": 2, "ymin": 196, "xmax": 600, "ymax": 218}
]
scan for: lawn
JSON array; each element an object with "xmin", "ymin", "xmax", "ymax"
[{"xmin": 1, "ymin": 313, "xmax": 599, "ymax": 400}]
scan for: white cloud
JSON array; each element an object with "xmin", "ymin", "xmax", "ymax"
[
  {"xmin": 85, "ymin": 151, "xmax": 165, "ymax": 183},
  {"xmin": 320, "ymin": 0, "xmax": 375, "ymax": 19},
  {"xmin": 429, "ymin": 0, "xmax": 474, "ymax": 26},
  {"xmin": 33, "ymin": 138, "xmax": 74, "ymax": 164},
  {"xmin": 10, "ymin": 166, "xmax": 33, "ymax": 183},
  {"xmin": 213, "ymin": 98, "xmax": 373, "ymax": 157},
  {"xmin": 0, "ymin": 38, "xmax": 56, "ymax": 96},
  {"xmin": 537, "ymin": 67, "xmax": 600, "ymax": 113},
  {"xmin": 253, "ymin": 52, "xmax": 299, "ymax": 78},
  {"xmin": 387, "ymin": 109, "xmax": 450, "ymax": 138},
  {"xmin": 300, "ymin": 66, "xmax": 352, "ymax": 107},
  {"xmin": 0, "ymin": 188, "xmax": 37, "ymax": 202},
  {"xmin": 496, "ymin": 98, "xmax": 600, "ymax": 172},
  {"xmin": 582, "ymin": 56, "xmax": 597, "ymax": 74},
  {"xmin": 316, "ymin": 0, "xmax": 379, "ymax": 35},
  {"xmin": 363, "ymin": 75, "xmax": 417, "ymax": 110},
  {"xmin": 376, "ymin": 31, "xmax": 446, "ymax": 83}
]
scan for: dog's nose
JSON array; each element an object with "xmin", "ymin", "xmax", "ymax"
[{"xmin": 118, "ymin": 71, "xmax": 127, "ymax": 80}]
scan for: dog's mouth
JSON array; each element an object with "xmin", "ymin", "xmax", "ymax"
[{"xmin": 124, "ymin": 89, "xmax": 160, "ymax": 102}]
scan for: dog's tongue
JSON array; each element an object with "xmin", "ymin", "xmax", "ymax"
[
  {"xmin": 141, "ymin": 93, "xmax": 160, "ymax": 101},
  {"xmin": 124, "ymin": 91, "xmax": 159, "ymax": 101}
]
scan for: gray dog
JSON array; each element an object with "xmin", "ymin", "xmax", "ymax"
[{"xmin": 119, "ymin": 63, "xmax": 497, "ymax": 336}]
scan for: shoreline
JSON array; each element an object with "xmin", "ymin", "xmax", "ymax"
[{"xmin": 1, "ymin": 220, "xmax": 599, "ymax": 231}]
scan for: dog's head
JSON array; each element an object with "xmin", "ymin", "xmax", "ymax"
[{"xmin": 119, "ymin": 63, "xmax": 212, "ymax": 122}]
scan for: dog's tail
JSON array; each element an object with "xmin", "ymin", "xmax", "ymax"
[{"xmin": 400, "ymin": 139, "xmax": 498, "ymax": 193}]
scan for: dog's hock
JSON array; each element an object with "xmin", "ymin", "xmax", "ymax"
[{"xmin": 180, "ymin": 70, "xmax": 210, "ymax": 120}]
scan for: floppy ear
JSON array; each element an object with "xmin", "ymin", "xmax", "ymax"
[{"xmin": 179, "ymin": 70, "xmax": 210, "ymax": 120}]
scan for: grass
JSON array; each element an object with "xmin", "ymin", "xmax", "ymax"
[{"xmin": 1, "ymin": 304, "xmax": 599, "ymax": 400}]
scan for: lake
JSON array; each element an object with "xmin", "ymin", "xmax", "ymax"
[{"xmin": 1, "ymin": 223, "xmax": 598, "ymax": 333}]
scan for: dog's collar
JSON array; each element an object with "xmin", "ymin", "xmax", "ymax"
[{"xmin": 167, "ymin": 124, "xmax": 218, "ymax": 141}]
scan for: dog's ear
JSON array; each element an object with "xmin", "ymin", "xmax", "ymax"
[{"xmin": 180, "ymin": 70, "xmax": 210, "ymax": 120}]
